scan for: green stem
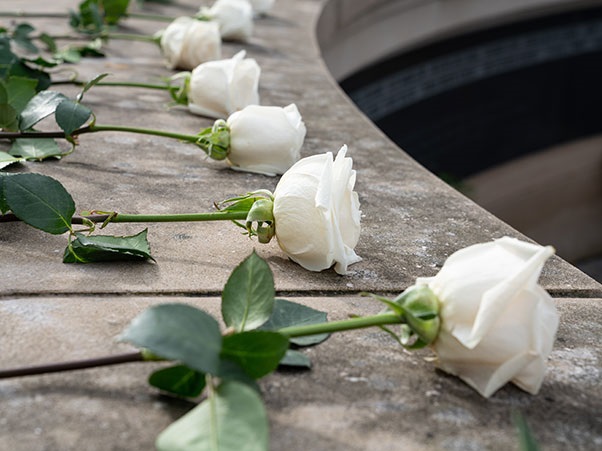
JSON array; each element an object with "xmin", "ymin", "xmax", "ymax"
[
  {"xmin": 0, "ymin": 11, "xmax": 69, "ymax": 19},
  {"xmin": 56, "ymin": 80, "xmax": 172, "ymax": 91},
  {"xmin": 127, "ymin": 12, "xmax": 175, "ymax": 23},
  {"xmin": 90, "ymin": 124, "xmax": 198, "ymax": 142},
  {"xmin": 104, "ymin": 32, "xmax": 159, "ymax": 43},
  {"xmin": 0, "ymin": 11, "xmax": 176, "ymax": 22},
  {"xmin": 278, "ymin": 313, "xmax": 404, "ymax": 338},
  {"xmin": 1, "ymin": 211, "xmax": 249, "ymax": 225},
  {"xmin": 110, "ymin": 211, "xmax": 249, "ymax": 223},
  {"xmin": 0, "ymin": 313, "xmax": 407, "ymax": 379},
  {"xmin": 0, "ymin": 124, "xmax": 199, "ymax": 144}
]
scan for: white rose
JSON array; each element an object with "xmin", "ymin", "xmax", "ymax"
[
  {"xmin": 416, "ymin": 237, "xmax": 558, "ymax": 397},
  {"xmin": 188, "ymin": 50, "xmax": 260, "ymax": 119},
  {"xmin": 272, "ymin": 145, "xmax": 362, "ymax": 274},
  {"xmin": 201, "ymin": 0, "xmax": 253, "ymax": 41},
  {"xmin": 248, "ymin": 0, "xmax": 275, "ymax": 15},
  {"xmin": 160, "ymin": 17, "xmax": 221, "ymax": 70},
  {"xmin": 226, "ymin": 104, "xmax": 305, "ymax": 176}
]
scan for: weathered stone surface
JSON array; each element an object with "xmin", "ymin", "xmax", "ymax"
[
  {"xmin": 1, "ymin": 296, "xmax": 600, "ymax": 450},
  {"xmin": 1, "ymin": 0, "xmax": 601, "ymax": 450},
  {"xmin": 0, "ymin": 0, "xmax": 600, "ymax": 296}
]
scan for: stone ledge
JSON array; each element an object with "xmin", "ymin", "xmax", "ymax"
[
  {"xmin": 0, "ymin": 0, "xmax": 600, "ymax": 296},
  {"xmin": 1, "ymin": 296, "xmax": 600, "ymax": 450}
]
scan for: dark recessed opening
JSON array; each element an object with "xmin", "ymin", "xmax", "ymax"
[{"xmin": 340, "ymin": 6, "xmax": 602, "ymax": 281}]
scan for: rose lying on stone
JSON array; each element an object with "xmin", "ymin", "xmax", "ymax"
[
  {"xmin": 225, "ymin": 104, "xmax": 305, "ymax": 175},
  {"xmin": 272, "ymin": 145, "xmax": 362, "ymax": 274},
  {"xmin": 188, "ymin": 50, "xmax": 260, "ymax": 119},
  {"xmin": 199, "ymin": 0, "xmax": 254, "ymax": 41},
  {"xmin": 159, "ymin": 17, "xmax": 221, "ymax": 70},
  {"xmin": 416, "ymin": 237, "xmax": 559, "ymax": 397}
]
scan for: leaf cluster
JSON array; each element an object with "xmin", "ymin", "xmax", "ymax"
[
  {"xmin": 120, "ymin": 252, "xmax": 329, "ymax": 450},
  {"xmin": 0, "ymin": 74, "xmax": 111, "ymax": 164},
  {"xmin": 0, "ymin": 172, "xmax": 154, "ymax": 262},
  {"xmin": 70, "ymin": 0, "xmax": 131, "ymax": 34}
]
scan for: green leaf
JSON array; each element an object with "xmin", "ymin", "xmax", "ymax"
[
  {"xmin": 72, "ymin": 0, "xmax": 104, "ymax": 34},
  {"xmin": 0, "ymin": 82, "xmax": 18, "ymax": 130},
  {"xmin": 0, "ymin": 151, "xmax": 24, "ymax": 170},
  {"xmin": 279, "ymin": 349, "xmax": 311, "ymax": 368},
  {"xmin": 22, "ymin": 55, "xmax": 61, "ymax": 69},
  {"xmin": 0, "ymin": 174, "xmax": 9, "ymax": 213},
  {"xmin": 38, "ymin": 33, "xmax": 57, "ymax": 53},
  {"xmin": 76, "ymin": 72, "xmax": 109, "ymax": 103},
  {"xmin": 12, "ymin": 23, "xmax": 38, "ymax": 53},
  {"xmin": 149, "ymin": 365, "xmax": 205, "ymax": 398},
  {"xmin": 0, "ymin": 37, "xmax": 50, "ymax": 92},
  {"xmin": 55, "ymin": 99, "xmax": 92, "ymax": 136},
  {"xmin": 156, "ymin": 381, "xmax": 268, "ymax": 451},
  {"xmin": 221, "ymin": 251, "xmax": 275, "ymax": 332},
  {"xmin": 4, "ymin": 173, "xmax": 75, "ymax": 234},
  {"xmin": 9, "ymin": 138, "xmax": 63, "ymax": 160},
  {"xmin": 102, "ymin": 0, "xmax": 131, "ymax": 25},
  {"xmin": 513, "ymin": 412, "xmax": 540, "ymax": 451},
  {"xmin": 3, "ymin": 76, "xmax": 38, "ymax": 114},
  {"xmin": 19, "ymin": 90, "xmax": 67, "ymax": 131},
  {"xmin": 220, "ymin": 330, "xmax": 288, "ymax": 379},
  {"xmin": 63, "ymin": 229, "xmax": 154, "ymax": 263},
  {"xmin": 121, "ymin": 303, "xmax": 223, "ymax": 375},
  {"xmin": 260, "ymin": 299, "xmax": 329, "ymax": 346}
]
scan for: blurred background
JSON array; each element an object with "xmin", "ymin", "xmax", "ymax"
[{"xmin": 318, "ymin": 0, "xmax": 602, "ymax": 282}]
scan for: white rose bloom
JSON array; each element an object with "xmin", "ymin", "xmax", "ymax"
[
  {"xmin": 249, "ymin": 0, "xmax": 275, "ymax": 15},
  {"xmin": 160, "ymin": 17, "xmax": 221, "ymax": 70},
  {"xmin": 226, "ymin": 104, "xmax": 305, "ymax": 176},
  {"xmin": 188, "ymin": 50, "xmax": 260, "ymax": 119},
  {"xmin": 416, "ymin": 237, "xmax": 558, "ymax": 398},
  {"xmin": 272, "ymin": 145, "xmax": 362, "ymax": 274},
  {"xmin": 201, "ymin": 0, "xmax": 253, "ymax": 41}
]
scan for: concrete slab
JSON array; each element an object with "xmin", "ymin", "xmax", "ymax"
[
  {"xmin": 1, "ymin": 0, "xmax": 601, "ymax": 450},
  {"xmin": 0, "ymin": 0, "xmax": 600, "ymax": 296},
  {"xmin": 0, "ymin": 296, "xmax": 600, "ymax": 450}
]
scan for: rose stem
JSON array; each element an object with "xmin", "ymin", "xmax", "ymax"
[
  {"xmin": 0, "ymin": 11, "xmax": 175, "ymax": 22},
  {"xmin": 0, "ymin": 124, "xmax": 201, "ymax": 145},
  {"xmin": 0, "ymin": 313, "xmax": 405, "ymax": 379}
]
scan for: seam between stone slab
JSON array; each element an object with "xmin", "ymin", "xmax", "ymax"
[{"xmin": 1, "ymin": 287, "xmax": 601, "ymax": 300}]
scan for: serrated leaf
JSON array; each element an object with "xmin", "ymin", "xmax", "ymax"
[
  {"xmin": 3, "ymin": 76, "xmax": 38, "ymax": 114},
  {"xmin": 220, "ymin": 330, "xmax": 288, "ymax": 379},
  {"xmin": 19, "ymin": 90, "xmax": 67, "ymax": 130},
  {"xmin": 54, "ymin": 47, "xmax": 83, "ymax": 64},
  {"xmin": 22, "ymin": 55, "xmax": 60, "ymax": 69},
  {"xmin": 0, "ymin": 174, "xmax": 9, "ymax": 213},
  {"xmin": 55, "ymin": 99, "xmax": 91, "ymax": 136},
  {"xmin": 221, "ymin": 251, "xmax": 275, "ymax": 332},
  {"xmin": 149, "ymin": 365, "xmax": 205, "ymax": 398},
  {"xmin": 0, "ymin": 151, "xmax": 25, "ymax": 170},
  {"xmin": 63, "ymin": 229, "xmax": 154, "ymax": 263},
  {"xmin": 0, "ymin": 83, "xmax": 19, "ymax": 130},
  {"xmin": 4, "ymin": 172, "xmax": 74, "ymax": 234},
  {"xmin": 0, "ymin": 103, "xmax": 18, "ymax": 130},
  {"xmin": 12, "ymin": 23, "xmax": 38, "ymax": 53},
  {"xmin": 279, "ymin": 349, "xmax": 311, "ymax": 368},
  {"xmin": 121, "ymin": 304, "xmax": 223, "ymax": 375},
  {"xmin": 74, "ymin": 0, "xmax": 104, "ymax": 34},
  {"xmin": 260, "ymin": 298, "xmax": 329, "ymax": 346},
  {"xmin": 76, "ymin": 72, "xmax": 109, "ymax": 102},
  {"xmin": 9, "ymin": 138, "xmax": 63, "ymax": 160},
  {"xmin": 156, "ymin": 381, "xmax": 268, "ymax": 451},
  {"xmin": 38, "ymin": 33, "xmax": 57, "ymax": 53},
  {"xmin": 102, "ymin": 0, "xmax": 131, "ymax": 25}
]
